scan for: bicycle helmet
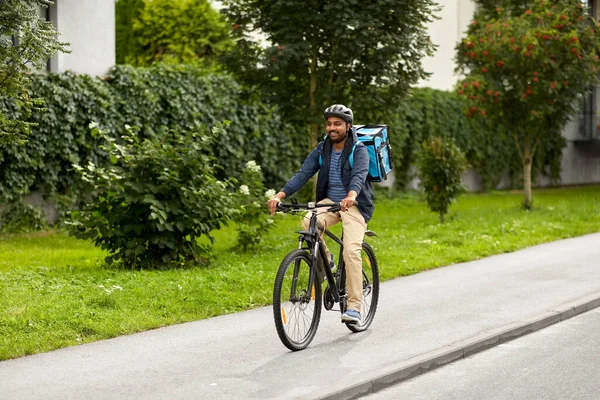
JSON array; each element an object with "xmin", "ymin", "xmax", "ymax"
[{"xmin": 324, "ymin": 104, "xmax": 353, "ymax": 123}]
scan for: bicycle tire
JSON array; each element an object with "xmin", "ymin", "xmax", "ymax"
[
  {"xmin": 273, "ymin": 249, "xmax": 323, "ymax": 351},
  {"xmin": 346, "ymin": 242, "xmax": 380, "ymax": 333}
]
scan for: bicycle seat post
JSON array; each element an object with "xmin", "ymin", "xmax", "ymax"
[{"xmin": 308, "ymin": 213, "xmax": 321, "ymax": 262}]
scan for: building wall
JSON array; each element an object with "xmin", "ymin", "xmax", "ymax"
[
  {"xmin": 418, "ymin": 0, "xmax": 477, "ymax": 91},
  {"xmin": 555, "ymin": 117, "xmax": 600, "ymax": 186},
  {"xmin": 49, "ymin": 0, "xmax": 115, "ymax": 76}
]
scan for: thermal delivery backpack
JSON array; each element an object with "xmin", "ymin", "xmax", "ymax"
[
  {"xmin": 352, "ymin": 124, "xmax": 393, "ymax": 182},
  {"xmin": 320, "ymin": 124, "xmax": 393, "ymax": 182}
]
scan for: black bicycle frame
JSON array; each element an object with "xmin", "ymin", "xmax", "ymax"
[{"xmin": 295, "ymin": 207, "xmax": 345, "ymax": 304}]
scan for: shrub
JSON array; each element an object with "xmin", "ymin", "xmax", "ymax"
[
  {"xmin": 0, "ymin": 200, "xmax": 47, "ymax": 233},
  {"xmin": 417, "ymin": 136, "xmax": 468, "ymax": 223},
  {"xmin": 67, "ymin": 124, "xmax": 238, "ymax": 269},
  {"xmin": 234, "ymin": 160, "xmax": 276, "ymax": 252}
]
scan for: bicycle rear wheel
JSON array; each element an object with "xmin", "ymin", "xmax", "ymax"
[
  {"xmin": 273, "ymin": 249, "xmax": 322, "ymax": 351},
  {"xmin": 346, "ymin": 242, "xmax": 379, "ymax": 333}
]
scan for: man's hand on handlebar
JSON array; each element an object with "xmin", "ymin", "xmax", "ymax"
[
  {"xmin": 340, "ymin": 191, "xmax": 359, "ymax": 212},
  {"xmin": 267, "ymin": 192, "xmax": 286, "ymax": 215}
]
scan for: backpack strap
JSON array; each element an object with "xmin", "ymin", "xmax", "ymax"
[
  {"xmin": 320, "ymin": 140, "xmax": 358, "ymax": 168},
  {"xmin": 348, "ymin": 141, "xmax": 357, "ymax": 169},
  {"xmin": 318, "ymin": 135, "xmax": 327, "ymax": 167}
]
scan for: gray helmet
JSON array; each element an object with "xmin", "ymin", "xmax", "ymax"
[{"xmin": 324, "ymin": 104, "xmax": 353, "ymax": 123}]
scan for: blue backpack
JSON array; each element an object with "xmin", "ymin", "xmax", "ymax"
[{"xmin": 319, "ymin": 124, "xmax": 393, "ymax": 182}]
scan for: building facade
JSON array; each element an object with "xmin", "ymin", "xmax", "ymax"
[{"xmin": 45, "ymin": 0, "xmax": 115, "ymax": 76}]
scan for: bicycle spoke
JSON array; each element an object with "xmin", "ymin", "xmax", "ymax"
[{"xmin": 273, "ymin": 250, "xmax": 322, "ymax": 351}]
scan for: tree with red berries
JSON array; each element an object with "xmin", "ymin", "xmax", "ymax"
[{"xmin": 456, "ymin": 0, "xmax": 600, "ymax": 209}]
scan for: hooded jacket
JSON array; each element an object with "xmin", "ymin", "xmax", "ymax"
[{"xmin": 280, "ymin": 127, "xmax": 375, "ymax": 223}]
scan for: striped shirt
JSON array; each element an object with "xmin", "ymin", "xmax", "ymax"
[{"xmin": 327, "ymin": 149, "xmax": 346, "ymax": 202}]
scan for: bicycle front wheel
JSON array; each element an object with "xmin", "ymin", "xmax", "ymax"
[
  {"xmin": 346, "ymin": 242, "xmax": 380, "ymax": 333},
  {"xmin": 273, "ymin": 249, "xmax": 322, "ymax": 351}
]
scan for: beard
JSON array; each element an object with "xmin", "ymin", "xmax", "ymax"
[{"xmin": 329, "ymin": 131, "xmax": 348, "ymax": 144}]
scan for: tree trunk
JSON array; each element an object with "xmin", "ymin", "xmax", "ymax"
[
  {"xmin": 309, "ymin": 51, "xmax": 318, "ymax": 149},
  {"xmin": 440, "ymin": 211, "xmax": 445, "ymax": 224},
  {"xmin": 523, "ymin": 154, "xmax": 533, "ymax": 210},
  {"xmin": 310, "ymin": 122, "xmax": 318, "ymax": 149},
  {"xmin": 306, "ymin": 51, "xmax": 320, "ymax": 198}
]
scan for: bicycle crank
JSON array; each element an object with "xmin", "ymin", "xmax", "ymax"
[{"xmin": 323, "ymin": 286, "xmax": 335, "ymax": 311}]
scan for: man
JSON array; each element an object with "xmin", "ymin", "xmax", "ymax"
[{"xmin": 267, "ymin": 104, "xmax": 374, "ymax": 324}]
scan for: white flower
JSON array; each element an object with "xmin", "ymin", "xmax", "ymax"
[
  {"xmin": 246, "ymin": 160, "xmax": 262, "ymax": 173},
  {"xmin": 264, "ymin": 189, "xmax": 276, "ymax": 199},
  {"xmin": 239, "ymin": 185, "xmax": 250, "ymax": 195}
]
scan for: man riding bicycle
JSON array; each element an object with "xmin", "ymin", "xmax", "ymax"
[{"xmin": 267, "ymin": 104, "xmax": 374, "ymax": 324}]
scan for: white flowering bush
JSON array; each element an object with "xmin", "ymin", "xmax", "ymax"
[
  {"xmin": 67, "ymin": 124, "xmax": 239, "ymax": 269},
  {"xmin": 234, "ymin": 160, "xmax": 275, "ymax": 251}
]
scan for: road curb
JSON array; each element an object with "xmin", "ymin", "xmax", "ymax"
[{"xmin": 307, "ymin": 291, "xmax": 600, "ymax": 400}]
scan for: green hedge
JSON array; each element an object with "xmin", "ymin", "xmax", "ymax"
[
  {"xmin": 0, "ymin": 64, "xmax": 304, "ymax": 213},
  {"xmin": 390, "ymin": 88, "xmax": 510, "ymax": 191},
  {"xmin": 390, "ymin": 87, "xmax": 562, "ymax": 191},
  {"xmin": 0, "ymin": 67, "xmax": 564, "ymax": 224}
]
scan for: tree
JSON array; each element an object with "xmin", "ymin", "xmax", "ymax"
[
  {"xmin": 115, "ymin": 0, "xmax": 145, "ymax": 64},
  {"xmin": 116, "ymin": 0, "xmax": 234, "ymax": 68},
  {"xmin": 456, "ymin": 0, "xmax": 600, "ymax": 209},
  {"xmin": 222, "ymin": 0, "xmax": 439, "ymax": 149},
  {"xmin": 0, "ymin": 0, "xmax": 68, "ymax": 145}
]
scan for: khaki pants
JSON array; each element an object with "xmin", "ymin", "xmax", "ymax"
[{"xmin": 302, "ymin": 198, "xmax": 367, "ymax": 312}]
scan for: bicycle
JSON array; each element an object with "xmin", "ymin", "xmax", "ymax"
[{"xmin": 272, "ymin": 200, "xmax": 380, "ymax": 351}]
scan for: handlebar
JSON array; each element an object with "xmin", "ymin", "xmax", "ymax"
[{"xmin": 276, "ymin": 201, "xmax": 358, "ymax": 214}]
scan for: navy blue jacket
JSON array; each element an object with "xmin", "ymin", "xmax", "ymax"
[{"xmin": 281, "ymin": 127, "xmax": 375, "ymax": 223}]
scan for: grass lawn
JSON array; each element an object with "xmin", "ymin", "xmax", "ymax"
[{"xmin": 2, "ymin": 186, "xmax": 600, "ymax": 360}]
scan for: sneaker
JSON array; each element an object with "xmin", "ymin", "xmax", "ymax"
[{"xmin": 341, "ymin": 309, "xmax": 361, "ymax": 324}]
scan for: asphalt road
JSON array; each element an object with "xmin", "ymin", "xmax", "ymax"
[
  {"xmin": 367, "ymin": 308, "xmax": 600, "ymax": 400},
  {"xmin": 1, "ymin": 233, "xmax": 600, "ymax": 399}
]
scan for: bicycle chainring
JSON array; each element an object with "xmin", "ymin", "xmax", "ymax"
[{"xmin": 323, "ymin": 287, "xmax": 335, "ymax": 311}]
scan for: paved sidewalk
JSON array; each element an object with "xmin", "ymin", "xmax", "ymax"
[{"xmin": 2, "ymin": 233, "xmax": 600, "ymax": 400}]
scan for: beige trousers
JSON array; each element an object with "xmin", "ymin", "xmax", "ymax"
[{"xmin": 302, "ymin": 198, "xmax": 367, "ymax": 312}]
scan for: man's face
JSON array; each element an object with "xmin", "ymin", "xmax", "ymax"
[{"xmin": 326, "ymin": 116, "xmax": 349, "ymax": 144}]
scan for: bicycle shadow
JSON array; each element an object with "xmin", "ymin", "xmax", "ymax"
[{"xmin": 246, "ymin": 328, "xmax": 374, "ymax": 398}]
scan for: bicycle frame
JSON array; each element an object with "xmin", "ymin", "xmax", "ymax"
[
  {"xmin": 320, "ymin": 230, "xmax": 345, "ymax": 302},
  {"xmin": 291, "ymin": 203, "xmax": 346, "ymax": 305}
]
